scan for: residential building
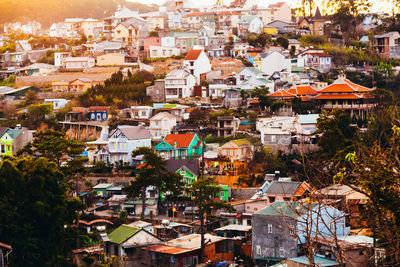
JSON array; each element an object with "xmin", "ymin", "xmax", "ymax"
[
  {"xmin": 255, "ymin": 2, "xmax": 292, "ymax": 26},
  {"xmin": 54, "ymin": 52, "xmax": 71, "ymax": 68},
  {"xmin": 220, "ymin": 139, "xmax": 254, "ymax": 162},
  {"xmin": 164, "ymin": 69, "xmax": 196, "ymax": 100},
  {"xmin": 142, "ymin": 234, "xmax": 233, "ymax": 266},
  {"xmin": 96, "ymin": 53, "xmax": 135, "ymax": 66},
  {"xmin": 149, "ymin": 112, "xmax": 177, "ymax": 140},
  {"xmin": 267, "ymin": 20, "xmax": 296, "ymax": 34},
  {"xmin": 296, "ymin": 7, "xmax": 327, "ymax": 36},
  {"xmin": 146, "ymin": 16, "xmax": 165, "ymax": 31},
  {"xmin": 216, "ymin": 116, "xmax": 240, "ymax": 137},
  {"xmin": 166, "ymin": 158, "xmax": 199, "ymax": 187},
  {"xmin": 80, "ymin": 18, "xmax": 103, "ymax": 38},
  {"xmin": 149, "ymin": 45, "xmax": 181, "ymax": 58},
  {"xmin": 262, "ymin": 181, "xmax": 311, "ymax": 204},
  {"xmin": 254, "ymin": 51, "xmax": 291, "ymax": 76},
  {"xmin": 44, "ymin": 98, "xmax": 70, "ymax": 110},
  {"xmin": 256, "ymin": 116, "xmax": 294, "ymax": 146},
  {"xmin": 105, "ymin": 224, "xmax": 161, "ymax": 258},
  {"xmin": 252, "ymin": 201, "xmax": 350, "ymax": 264},
  {"xmin": 0, "ymin": 126, "xmax": 33, "ymax": 159},
  {"xmin": 65, "ymin": 57, "xmax": 95, "ymax": 69},
  {"xmin": 113, "ymin": 22, "xmax": 138, "ymax": 46},
  {"xmin": 374, "ymin": 31, "xmax": 400, "ymax": 59},
  {"xmin": 224, "ymin": 88, "xmax": 243, "ymax": 108},
  {"xmin": 52, "ymin": 78, "xmax": 99, "ymax": 93},
  {"xmin": 154, "ymin": 133, "xmax": 204, "ymax": 159},
  {"xmin": 130, "ymin": 106, "xmax": 153, "ymax": 120},
  {"xmin": 97, "ymin": 125, "xmax": 152, "ymax": 165},
  {"xmin": 163, "ymin": 32, "xmax": 199, "ymax": 54},
  {"xmin": 183, "ymin": 49, "xmax": 212, "ymax": 84},
  {"xmin": 146, "ymin": 79, "xmax": 165, "ymax": 102},
  {"xmin": 238, "ymin": 16, "xmax": 263, "ymax": 35},
  {"xmin": 236, "ymin": 67, "xmax": 268, "ymax": 87},
  {"xmin": 297, "ymin": 49, "xmax": 332, "ymax": 72},
  {"xmin": 143, "ymin": 36, "xmax": 161, "ymax": 53},
  {"xmin": 88, "ymin": 106, "xmax": 110, "ymax": 121}
]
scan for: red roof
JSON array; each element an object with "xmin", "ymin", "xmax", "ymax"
[
  {"xmin": 314, "ymin": 93, "xmax": 363, "ymax": 100},
  {"xmin": 146, "ymin": 245, "xmax": 190, "ymax": 255},
  {"xmin": 0, "ymin": 242, "xmax": 11, "ymax": 250},
  {"xmin": 88, "ymin": 106, "xmax": 110, "ymax": 111},
  {"xmin": 164, "ymin": 134, "xmax": 196, "ymax": 148},
  {"xmin": 269, "ymin": 89, "xmax": 296, "ymax": 98},
  {"xmin": 136, "ymin": 162, "xmax": 153, "ymax": 169},
  {"xmin": 344, "ymin": 79, "xmax": 373, "ymax": 92},
  {"xmin": 184, "ymin": 50, "xmax": 203, "ymax": 61},
  {"xmin": 288, "ymin": 85, "xmax": 318, "ymax": 96},
  {"xmin": 319, "ymin": 78, "xmax": 373, "ymax": 94},
  {"xmin": 78, "ymin": 219, "xmax": 114, "ymax": 226},
  {"xmin": 269, "ymin": 2, "xmax": 285, "ymax": 8}
]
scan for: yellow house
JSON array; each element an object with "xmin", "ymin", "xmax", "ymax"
[
  {"xmin": 52, "ymin": 81, "xmax": 69, "ymax": 92},
  {"xmin": 147, "ymin": 16, "xmax": 165, "ymax": 31},
  {"xmin": 264, "ymin": 27, "xmax": 277, "ymax": 35},
  {"xmin": 69, "ymin": 78, "xmax": 95, "ymax": 92},
  {"xmin": 96, "ymin": 53, "xmax": 126, "ymax": 66},
  {"xmin": 113, "ymin": 22, "xmax": 138, "ymax": 46},
  {"xmin": 220, "ymin": 139, "xmax": 254, "ymax": 162}
]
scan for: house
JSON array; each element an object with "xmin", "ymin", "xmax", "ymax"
[
  {"xmin": 154, "ymin": 222, "xmax": 194, "ymax": 241},
  {"xmin": 267, "ymin": 20, "xmax": 296, "ymax": 34},
  {"xmin": 44, "ymin": 98, "xmax": 70, "ymax": 110},
  {"xmin": 166, "ymin": 158, "xmax": 199, "ymax": 187},
  {"xmin": 93, "ymin": 183, "xmax": 113, "ymax": 197},
  {"xmin": 22, "ymin": 63, "xmax": 57, "ymax": 76},
  {"xmin": 146, "ymin": 79, "xmax": 165, "ymax": 102},
  {"xmin": 128, "ymin": 220, "xmax": 155, "ymax": 235},
  {"xmin": 224, "ymin": 88, "xmax": 243, "ymax": 108},
  {"xmin": 0, "ymin": 242, "xmax": 12, "ymax": 267},
  {"xmin": 374, "ymin": 31, "xmax": 400, "ymax": 59},
  {"xmin": 288, "ymin": 39, "xmax": 301, "ymax": 54},
  {"xmin": 143, "ymin": 36, "xmax": 161, "ymax": 53},
  {"xmin": 142, "ymin": 234, "xmax": 233, "ymax": 266},
  {"xmin": 256, "ymin": 116, "xmax": 295, "ymax": 146},
  {"xmin": 154, "ymin": 133, "xmax": 204, "ymax": 160},
  {"xmin": 149, "ymin": 45, "xmax": 181, "ymax": 58},
  {"xmin": 0, "ymin": 126, "xmax": 33, "ymax": 159},
  {"xmin": 254, "ymin": 51, "xmax": 291, "ymax": 76},
  {"xmin": 80, "ymin": 18, "xmax": 103, "ymax": 38},
  {"xmin": 52, "ymin": 78, "xmax": 99, "ymax": 92},
  {"xmin": 87, "ymin": 41, "xmax": 125, "ymax": 54},
  {"xmin": 287, "ymin": 85, "xmax": 318, "ymax": 101},
  {"xmin": 105, "ymin": 224, "xmax": 161, "ymax": 258},
  {"xmin": 54, "ymin": 52, "xmax": 71, "ymax": 68},
  {"xmin": 149, "ymin": 112, "xmax": 177, "ymax": 140},
  {"xmin": 183, "ymin": 49, "xmax": 212, "ymax": 84},
  {"xmin": 252, "ymin": 201, "xmax": 350, "ymax": 264},
  {"xmin": 279, "ymin": 255, "xmax": 340, "ymax": 267},
  {"xmin": 255, "ymin": 2, "xmax": 292, "ymax": 25},
  {"xmin": 261, "ymin": 181, "xmax": 311, "ymax": 204},
  {"xmin": 214, "ymin": 224, "xmax": 252, "ymax": 239},
  {"xmin": 231, "ymin": 43, "xmax": 252, "ymax": 58},
  {"xmin": 238, "ymin": 16, "xmax": 263, "ymax": 35},
  {"xmin": 97, "ymin": 125, "xmax": 152, "ymax": 165},
  {"xmin": 130, "ymin": 106, "xmax": 153, "ymax": 120},
  {"xmin": 72, "ymin": 245, "xmax": 103, "ymax": 266},
  {"xmin": 65, "ymin": 57, "xmax": 95, "ymax": 69},
  {"xmin": 164, "ymin": 69, "xmax": 196, "ymax": 100},
  {"xmin": 216, "ymin": 116, "xmax": 240, "ymax": 137},
  {"xmin": 313, "ymin": 184, "xmax": 369, "ymax": 228},
  {"xmin": 146, "ymin": 16, "xmax": 165, "ymax": 31},
  {"xmin": 236, "ymin": 67, "xmax": 270, "ymax": 87},
  {"xmin": 297, "ymin": 49, "xmax": 332, "ymax": 72},
  {"xmin": 88, "ymin": 106, "xmax": 110, "ymax": 121},
  {"xmin": 314, "ymin": 74, "xmax": 375, "ymax": 119},
  {"xmin": 96, "ymin": 53, "xmax": 129, "ymax": 66},
  {"xmin": 113, "ymin": 22, "xmax": 138, "ymax": 46},
  {"xmin": 220, "ymin": 139, "xmax": 254, "ymax": 162},
  {"xmin": 296, "ymin": 7, "xmax": 327, "ymax": 36}
]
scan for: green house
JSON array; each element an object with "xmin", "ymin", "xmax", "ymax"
[
  {"xmin": 0, "ymin": 127, "xmax": 32, "ymax": 158},
  {"xmin": 93, "ymin": 183, "xmax": 113, "ymax": 197},
  {"xmin": 166, "ymin": 159, "xmax": 199, "ymax": 187},
  {"xmin": 155, "ymin": 134, "xmax": 204, "ymax": 160}
]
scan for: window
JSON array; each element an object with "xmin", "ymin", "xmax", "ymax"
[
  {"xmin": 271, "ymin": 135, "xmax": 276, "ymax": 142},
  {"xmin": 247, "ymin": 219, "xmax": 251, "ymax": 226},
  {"xmin": 279, "ymin": 247, "xmax": 285, "ymax": 258},
  {"xmin": 256, "ymin": 245, "xmax": 261, "ymax": 255},
  {"xmin": 268, "ymin": 224, "xmax": 273, "ymax": 233},
  {"xmin": 269, "ymin": 196, "xmax": 275, "ymax": 203}
]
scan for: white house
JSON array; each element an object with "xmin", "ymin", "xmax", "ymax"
[
  {"xmin": 236, "ymin": 67, "xmax": 267, "ymax": 86},
  {"xmin": 182, "ymin": 49, "xmax": 212, "ymax": 84},
  {"xmin": 164, "ymin": 69, "xmax": 196, "ymax": 100},
  {"xmin": 130, "ymin": 106, "xmax": 153, "ymax": 120},
  {"xmin": 44, "ymin": 98, "xmax": 70, "ymax": 110},
  {"xmin": 254, "ymin": 51, "xmax": 292, "ymax": 76},
  {"xmin": 65, "ymin": 57, "xmax": 95, "ymax": 69},
  {"xmin": 297, "ymin": 49, "xmax": 332, "ymax": 73},
  {"xmin": 149, "ymin": 45, "xmax": 181, "ymax": 58},
  {"xmin": 54, "ymin": 52, "xmax": 71, "ymax": 68},
  {"xmin": 149, "ymin": 112, "xmax": 177, "ymax": 140},
  {"xmin": 208, "ymin": 84, "xmax": 229, "ymax": 98},
  {"xmin": 238, "ymin": 16, "xmax": 263, "ymax": 35},
  {"xmin": 96, "ymin": 125, "xmax": 152, "ymax": 165}
]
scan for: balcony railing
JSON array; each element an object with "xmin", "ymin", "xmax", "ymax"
[{"xmin": 323, "ymin": 104, "xmax": 376, "ymax": 109}]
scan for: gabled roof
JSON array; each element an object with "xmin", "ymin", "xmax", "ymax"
[
  {"xmin": 107, "ymin": 224, "xmax": 141, "ymax": 244},
  {"xmin": 5, "ymin": 128, "xmax": 22, "ymax": 139},
  {"xmin": 268, "ymin": 89, "xmax": 296, "ymax": 98},
  {"xmin": 0, "ymin": 127, "xmax": 9, "ymax": 138},
  {"xmin": 184, "ymin": 50, "xmax": 203, "ymax": 61},
  {"xmin": 287, "ymin": 85, "xmax": 318, "ymax": 96},
  {"xmin": 166, "ymin": 159, "xmax": 199, "ymax": 177},
  {"xmin": 313, "ymin": 93, "xmax": 363, "ymax": 100},
  {"xmin": 265, "ymin": 181, "xmax": 304, "ymax": 195},
  {"xmin": 163, "ymin": 134, "xmax": 197, "ymax": 148},
  {"xmin": 222, "ymin": 138, "xmax": 253, "ymax": 148},
  {"xmin": 255, "ymin": 201, "xmax": 306, "ymax": 218},
  {"xmin": 151, "ymin": 111, "xmax": 176, "ymax": 121},
  {"xmin": 113, "ymin": 125, "xmax": 152, "ymax": 140}
]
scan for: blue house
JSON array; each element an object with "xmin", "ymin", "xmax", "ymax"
[{"xmin": 88, "ymin": 106, "xmax": 110, "ymax": 121}]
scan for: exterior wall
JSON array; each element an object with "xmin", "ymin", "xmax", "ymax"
[
  {"xmin": 108, "ymin": 134, "xmax": 152, "ymax": 165},
  {"xmin": 147, "ymin": 16, "xmax": 165, "ymax": 31},
  {"xmin": 262, "ymin": 133, "xmax": 291, "ymax": 145},
  {"xmin": 65, "ymin": 58, "xmax": 95, "ymax": 69},
  {"xmin": 149, "ymin": 45, "xmax": 181, "ymax": 58},
  {"xmin": 183, "ymin": 51, "xmax": 212, "ymax": 84},
  {"xmin": 146, "ymin": 79, "xmax": 165, "ymax": 102},
  {"xmin": 113, "ymin": 24, "xmax": 137, "ymax": 45},
  {"xmin": 0, "ymin": 133, "xmax": 13, "ymax": 158},
  {"xmin": 259, "ymin": 52, "xmax": 291, "ymax": 76},
  {"xmin": 165, "ymin": 75, "xmax": 196, "ymax": 100},
  {"xmin": 81, "ymin": 21, "xmax": 103, "ymax": 38},
  {"xmin": 150, "ymin": 116, "xmax": 177, "ymax": 140},
  {"xmin": 252, "ymin": 214, "xmax": 297, "ymax": 261},
  {"xmin": 89, "ymin": 111, "xmax": 108, "ymax": 121},
  {"xmin": 96, "ymin": 53, "xmax": 125, "ymax": 66},
  {"xmin": 144, "ymin": 37, "xmax": 161, "ymax": 53}
]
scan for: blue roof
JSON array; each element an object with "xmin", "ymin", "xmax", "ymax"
[
  {"xmin": 298, "ymin": 114, "xmax": 320, "ymax": 124},
  {"xmin": 288, "ymin": 255, "xmax": 339, "ymax": 266}
]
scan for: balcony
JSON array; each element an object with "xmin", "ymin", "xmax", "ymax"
[{"xmin": 322, "ymin": 104, "xmax": 376, "ymax": 110}]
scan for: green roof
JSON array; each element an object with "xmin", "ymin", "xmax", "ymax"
[
  {"xmin": 246, "ymin": 67, "xmax": 264, "ymax": 75},
  {"xmin": 240, "ymin": 15, "xmax": 257, "ymax": 23},
  {"xmin": 232, "ymin": 139, "xmax": 252, "ymax": 146},
  {"xmin": 108, "ymin": 225, "xmax": 141, "ymax": 244},
  {"xmin": 5, "ymin": 129, "xmax": 22, "ymax": 139},
  {"xmin": 255, "ymin": 201, "xmax": 307, "ymax": 219}
]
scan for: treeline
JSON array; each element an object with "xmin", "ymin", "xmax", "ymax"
[
  {"xmin": 0, "ymin": 0, "xmax": 157, "ymax": 27},
  {"xmin": 78, "ymin": 70, "xmax": 154, "ymax": 108}
]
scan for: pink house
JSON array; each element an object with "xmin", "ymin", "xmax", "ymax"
[{"xmin": 144, "ymin": 36, "xmax": 161, "ymax": 53}]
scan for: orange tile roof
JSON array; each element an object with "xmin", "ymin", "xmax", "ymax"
[
  {"xmin": 288, "ymin": 85, "xmax": 318, "ymax": 96},
  {"xmin": 344, "ymin": 79, "xmax": 373, "ymax": 92},
  {"xmin": 314, "ymin": 93, "xmax": 363, "ymax": 100},
  {"xmin": 269, "ymin": 90, "xmax": 296, "ymax": 98},
  {"xmin": 164, "ymin": 134, "xmax": 196, "ymax": 148},
  {"xmin": 319, "ymin": 78, "xmax": 373, "ymax": 94},
  {"xmin": 147, "ymin": 245, "xmax": 190, "ymax": 255},
  {"xmin": 184, "ymin": 50, "xmax": 203, "ymax": 61}
]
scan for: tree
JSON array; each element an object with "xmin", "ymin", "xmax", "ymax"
[
  {"xmin": 185, "ymin": 177, "xmax": 234, "ymax": 263},
  {"xmin": 187, "ymin": 108, "xmax": 210, "ymax": 127},
  {"xmin": 18, "ymin": 130, "xmax": 85, "ymax": 166},
  {"xmin": 314, "ymin": 109, "xmax": 357, "ymax": 158},
  {"xmin": 26, "ymin": 103, "xmax": 53, "ymax": 128},
  {"xmin": 0, "ymin": 156, "xmax": 84, "ymax": 266},
  {"xmin": 276, "ymin": 36, "xmax": 289, "ymax": 49},
  {"xmin": 123, "ymin": 147, "xmax": 184, "ymax": 219},
  {"xmin": 24, "ymin": 90, "xmax": 38, "ymax": 106}
]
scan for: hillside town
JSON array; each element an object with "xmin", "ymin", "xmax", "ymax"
[{"xmin": 0, "ymin": 0, "xmax": 400, "ymax": 266}]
